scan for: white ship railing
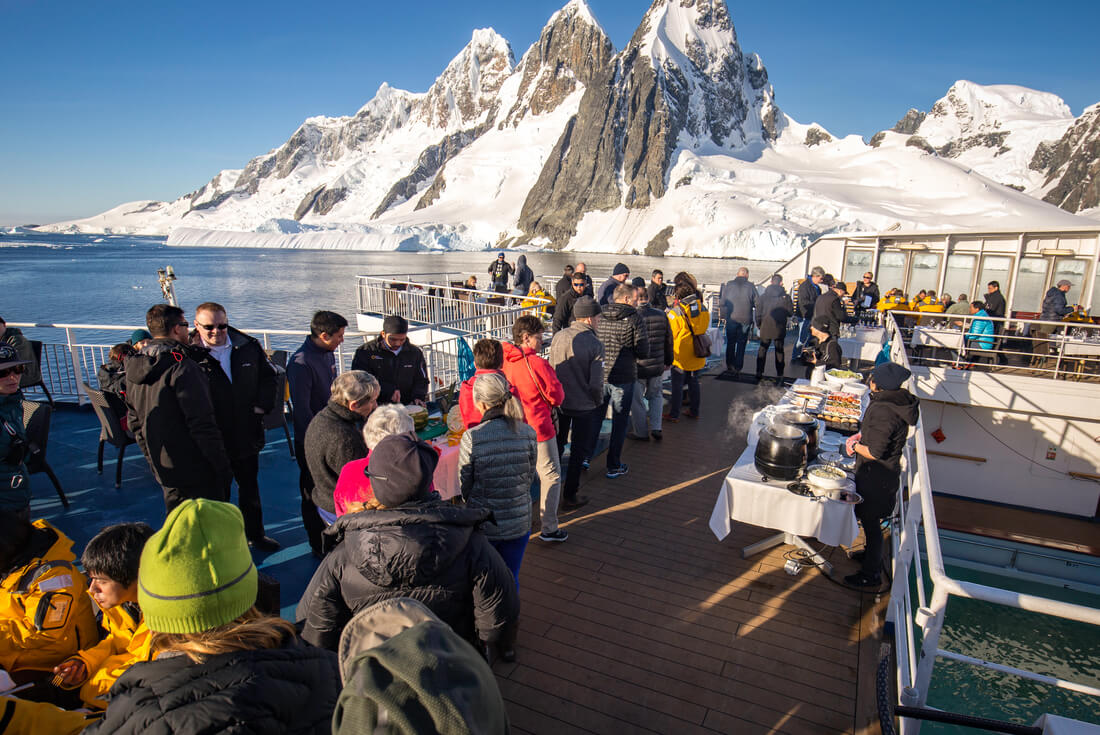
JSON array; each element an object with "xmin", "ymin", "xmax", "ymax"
[
  {"xmin": 356, "ymin": 275, "xmax": 551, "ymax": 327},
  {"xmin": 882, "ymin": 313, "xmax": 1100, "ymax": 734}
]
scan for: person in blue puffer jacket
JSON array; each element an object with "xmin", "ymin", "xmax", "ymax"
[{"xmin": 965, "ymin": 301, "xmax": 995, "ymax": 355}]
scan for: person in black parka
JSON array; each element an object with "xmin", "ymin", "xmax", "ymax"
[
  {"xmin": 755, "ymin": 275, "xmax": 793, "ymax": 382},
  {"xmin": 351, "ymin": 315, "xmax": 428, "ymax": 406},
  {"xmin": 297, "ymin": 433, "xmax": 519, "ymax": 653},
  {"xmin": 844, "ymin": 362, "xmax": 920, "ymax": 587}
]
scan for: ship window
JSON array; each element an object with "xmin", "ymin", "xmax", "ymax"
[
  {"xmin": 1052, "ymin": 257, "xmax": 1088, "ymax": 306},
  {"xmin": 1015, "ymin": 257, "xmax": 1050, "ymax": 313},
  {"xmin": 877, "ymin": 252, "xmax": 908, "ymax": 295},
  {"xmin": 908, "ymin": 253, "xmax": 942, "ymax": 296},
  {"xmin": 843, "ymin": 249, "xmax": 873, "ymax": 283},
  {"xmin": 1092, "ymin": 266, "xmax": 1100, "ymax": 314},
  {"xmin": 978, "ymin": 255, "xmax": 1013, "ymax": 303},
  {"xmin": 942, "ymin": 254, "xmax": 976, "ymax": 302}
]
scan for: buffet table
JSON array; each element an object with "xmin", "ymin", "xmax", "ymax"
[
  {"xmin": 709, "ymin": 405, "xmax": 860, "ymax": 573},
  {"xmin": 910, "ymin": 327, "xmax": 964, "ymax": 350},
  {"xmin": 428, "ymin": 439, "xmax": 462, "ymax": 500}
]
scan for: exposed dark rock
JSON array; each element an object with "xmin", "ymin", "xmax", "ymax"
[
  {"xmin": 418, "ymin": 30, "xmax": 514, "ymax": 129},
  {"xmin": 645, "ymin": 225, "xmax": 674, "ymax": 256},
  {"xmin": 675, "ymin": 175, "xmax": 692, "ymax": 188},
  {"xmin": 804, "ymin": 128, "xmax": 832, "ymax": 147},
  {"xmin": 868, "ymin": 131, "xmax": 886, "ymax": 148},
  {"xmin": 905, "ymin": 136, "xmax": 936, "ymax": 155},
  {"xmin": 294, "ymin": 185, "xmax": 326, "ymax": 221},
  {"xmin": 936, "ymin": 131, "xmax": 1009, "ymax": 158},
  {"xmin": 1005, "ymin": 183, "xmax": 1025, "ymax": 192},
  {"xmin": 415, "ymin": 173, "xmax": 446, "ymax": 210},
  {"xmin": 188, "ymin": 191, "xmax": 235, "ymax": 212},
  {"xmin": 1040, "ymin": 104, "xmax": 1100, "ymax": 213},
  {"xmin": 892, "ymin": 109, "xmax": 926, "ymax": 135},
  {"xmin": 372, "ymin": 125, "xmax": 487, "ymax": 219},
  {"xmin": 312, "ymin": 187, "xmax": 348, "ymax": 216},
  {"xmin": 236, "ymin": 155, "xmax": 276, "ymax": 195},
  {"xmin": 1029, "ymin": 140, "xmax": 1057, "ymax": 172}
]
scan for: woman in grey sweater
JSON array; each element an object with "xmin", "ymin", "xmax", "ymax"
[{"xmin": 459, "ymin": 372, "xmax": 537, "ymax": 587}]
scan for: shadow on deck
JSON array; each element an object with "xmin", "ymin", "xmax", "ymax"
[{"xmin": 30, "ymin": 369, "xmax": 882, "ymax": 734}]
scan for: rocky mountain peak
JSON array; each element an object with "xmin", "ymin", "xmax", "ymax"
[
  {"xmin": 518, "ymin": 0, "xmax": 780, "ymax": 246},
  {"xmin": 918, "ymin": 80, "xmax": 1073, "ymax": 146},
  {"xmin": 1038, "ymin": 102, "xmax": 1100, "ymax": 213},
  {"xmin": 414, "ymin": 28, "xmax": 515, "ymax": 130},
  {"xmin": 503, "ymin": 0, "xmax": 613, "ymax": 126}
]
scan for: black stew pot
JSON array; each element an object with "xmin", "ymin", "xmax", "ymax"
[
  {"xmin": 777, "ymin": 411, "xmax": 819, "ymax": 460},
  {"xmin": 754, "ymin": 422, "xmax": 808, "ymax": 481}
]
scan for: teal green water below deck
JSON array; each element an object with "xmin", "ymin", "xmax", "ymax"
[{"xmin": 916, "ymin": 562, "xmax": 1100, "ymax": 732}]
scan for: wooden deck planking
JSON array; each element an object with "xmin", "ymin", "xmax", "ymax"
[{"xmin": 500, "ymin": 376, "xmax": 878, "ymax": 734}]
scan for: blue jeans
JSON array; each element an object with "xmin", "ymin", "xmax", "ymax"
[
  {"xmin": 667, "ymin": 367, "xmax": 700, "ymax": 418},
  {"xmin": 630, "ymin": 375, "xmax": 664, "ymax": 435},
  {"xmin": 490, "ymin": 535, "xmax": 530, "ymax": 591},
  {"xmin": 796, "ymin": 316, "xmax": 813, "ymax": 350},
  {"xmin": 601, "ymin": 382, "xmax": 634, "ymax": 470},
  {"xmin": 725, "ymin": 321, "xmax": 750, "ymax": 371}
]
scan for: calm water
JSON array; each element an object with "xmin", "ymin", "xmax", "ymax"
[{"xmin": 0, "ymin": 232, "xmax": 782, "ymax": 334}]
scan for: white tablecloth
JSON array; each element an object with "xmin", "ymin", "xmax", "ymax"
[
  {"xmin": 709, "ymin": 425, "xmax": 859, "ymax": 547},
  {"xmin": 910, "ymin": 327, "xmax": 964, "ymax": 350},
  {"xmin": 848, "ymin": 326, "xmax": 886, "ymax": 344},
  {"xmin": 429, "ymin": 441, "xmax": 461, "ymax": 499},
  {"xmin": 1061, "ymin": 339, "xmax": 1100, "ymax": 358},
  {"xmin": 838, "ymin": 338, "xmax": 884, "ymax": 362}
]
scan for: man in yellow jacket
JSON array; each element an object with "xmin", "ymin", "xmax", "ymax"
[
  {"xmin": 0, "ymin": 513, "xmax": 97, "ymax": 676},
  {"xmin": 665, "ymin": 282, "xmax": 711, "ymax": 421},
  {"xmin": 51, "ymin": 522, "xmax": 154, "ymax": 708}
]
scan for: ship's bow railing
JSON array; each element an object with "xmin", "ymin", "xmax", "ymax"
[
  {"xmin": 882, "ymin": 313, "xmax": 1100, "ymax": 735},
  {"xmin": 356, "ymin": 275, "xmax": 552, "ymax": 328}
]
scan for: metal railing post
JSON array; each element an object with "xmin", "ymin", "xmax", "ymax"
[{"xmin": 65, "ymin": 327, "xmax": 87, "ymax": 405}]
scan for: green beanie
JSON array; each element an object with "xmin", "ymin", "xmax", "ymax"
[{"xmin": 138, "ymin": 498, "xmax": 257, "ymax": 634}]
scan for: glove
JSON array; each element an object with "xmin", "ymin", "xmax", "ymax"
[{"xmin": 845, "ymin": 432, "xmax": 861, "ymax": 457}]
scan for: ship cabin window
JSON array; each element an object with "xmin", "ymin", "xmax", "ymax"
[
  {"xmin": 908, "ymin": 252, "xmax": 942, "ymax": 296},
  {"xmin": 843, "ymin": 249, "xmax": 874, "ymax": 284},
  {"xmin": 1093, "ymin": 266, "xmax": 1100, "ymax": 314},
  {"xmin": 978, "ymin": 255, "xmax": 1013, "ymax": 305},
  {"xmin": 1015, "ymin": 257, "xmax": 1050, "ymax": 313},
  {"xmin": 1052, "ymin": 257, "xmax": 1088, "ymax": 306},
  {"xmin": 943, "ymin": 253, "xmax": 977, "ymax": 302},
  {"xmin": 877, "ymin": 252, "xmax": 908, "ymax": 297}
]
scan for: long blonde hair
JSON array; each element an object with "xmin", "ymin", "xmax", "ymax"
[
  {"xmin": 472, "ymin": 372, "xmax": 525, "ymax": 422},
  {"xmin": 150, "ymin": 607, "xmax": 297, "ymax": 663}
]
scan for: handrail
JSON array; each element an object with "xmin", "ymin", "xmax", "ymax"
[{"xmin": 881, "ymin": 312, "xmax": 1100, "ymax": 735}]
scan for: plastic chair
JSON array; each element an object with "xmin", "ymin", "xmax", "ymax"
[
  {"xmin": 20, "ymin": 340, "xmax": 53, "ymax": 406},
  {"xmin": 262, "ymin": 366, "xmax": 295, "ymax": 458},
  {"xmin": 20, "ymin": 400, "xmax": 68, "ymax": 507},
  {"xmin": 81, "ymin": 382, "xmax": 137, "ymax": 489}
]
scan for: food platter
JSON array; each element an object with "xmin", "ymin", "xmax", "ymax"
[{"xmin": 806, "ymin": 464, "xmax": 849, "ymax": 490}]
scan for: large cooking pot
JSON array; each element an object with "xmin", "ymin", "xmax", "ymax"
[
  {"xmin": 777, "ymin": 411, "xmax": 819, "ymax": 460},
  {"xmin": 754, "ymin": 423, "xmax": 808, "ymax": 481}
]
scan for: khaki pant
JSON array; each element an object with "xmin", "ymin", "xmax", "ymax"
[{"xmin": 536, "ymin": 438, "xmax": 562, "ymax": 533}]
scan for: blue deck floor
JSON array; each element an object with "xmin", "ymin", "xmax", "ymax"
[{"xmin": 28, "ymin": 403, "xmax": 320, "ymax": 620}]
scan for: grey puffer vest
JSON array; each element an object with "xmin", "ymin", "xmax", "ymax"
[{"xmin": 458, "ymin": 408, "xmax": 537, "ymax": 541}]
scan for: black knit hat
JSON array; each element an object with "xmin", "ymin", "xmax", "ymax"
[
  {"xmin": 368, "ymin": 434, "xmax": 439, "ymax": 507},
  {"xmin": 871, "ymin": 362, "xmax": 911, "ymax": 391},
  {"xmin": 630, "ymin": 277, "xmax": 646, "ymax": 289},
  {"xmin": 573, "ymin": 296, "xmax": 601, "ymax": 318},
  {"xmin": 612, "ymin": 263, "xmax": 630, "ymax": 276}
]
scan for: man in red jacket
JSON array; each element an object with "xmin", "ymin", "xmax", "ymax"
[{"xmin": 502, "ymin": 315, "xmax": 568, "ymax": 542}]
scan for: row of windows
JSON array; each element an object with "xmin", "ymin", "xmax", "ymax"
[{"xmin": 843, "ymin": 250, "xmax": 1097, "ymax": 313}]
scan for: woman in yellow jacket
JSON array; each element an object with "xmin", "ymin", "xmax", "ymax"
[
  {"xmin": 665, "ymin": 282, "xmax": 710, "ymax": 421},
  {"xmin": 521, "ymin": 282, "xmax": 555, "ymax": 320},
  {"xmin": 0, "ymin": 514, "xmax": 97, "ymax": 676},
  {"xmin": 51, "ymin": 523, "xmax": 155, "ymax": 708}
]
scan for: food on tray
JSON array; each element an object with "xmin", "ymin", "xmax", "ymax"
[
  {"xmin": 821, "ymin": 391, "xmax": 861, "ymax": 425},
  {"xmin": 818, "ymin": 450, "xmax": 845, "ymax": 465},
  {"xmin": 826, "ymin": 369, "xmax": 862, "ymax": 381},
  {"xmin": 809, "ymin": 465, "xmax": 845, "ymax": 481},
  {"xmin": 405, "ymin": 404, "xmax": 430, "ymax": 430}
]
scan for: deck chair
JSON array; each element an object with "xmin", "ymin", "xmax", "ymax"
[
  {"xmin": 21, "ymin": 400, "xmax": 68, "ymax": 507},
  {"xmin": 20, "ymin": 340, "xmax": 53, "ymax": 406},
  {"xmin": 81, "ymin": 382, "xmax": 137, "ymax": 489},
  {"xmin": 263, "ymin": 367, "xmax": 295, "ymax": 458}
]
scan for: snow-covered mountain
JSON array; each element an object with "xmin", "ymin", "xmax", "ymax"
[
  {"xmin": 39, "ymin": 0, "xmax": 1096, "ymax": 258},
  {"xmin": 1033, "ymin": 102, "xmax": 1100, "ymax": 216}
]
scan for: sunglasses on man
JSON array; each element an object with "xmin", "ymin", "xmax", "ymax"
[
  {"xmin": 197, "ymin": 323, "xmax": 229, "ymax": 331},
  {"xmin": 0, "ymin": 365, "xmax": 26, "ymax": 379}
]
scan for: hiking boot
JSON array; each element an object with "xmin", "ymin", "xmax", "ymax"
[
  {"xmin": 539, "ymin": 529, "xmax": 569, "ymax": 542},
  {"xmin": 650, "ymin": 430, "xmax": 662, "ymax": 441},
  {"xmin": 606, "ymin": 464, "xmax": 629, "ymax": 479},
  {"xmin": 561, "ymin": 496, "xmax": 589, "ymax": 511}
]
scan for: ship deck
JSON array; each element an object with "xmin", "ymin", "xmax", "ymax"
[{"xmin": 30, "ymin": 371, "xmax": 883, "ymax": 734}]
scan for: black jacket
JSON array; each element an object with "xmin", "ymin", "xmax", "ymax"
[
  {"xmin": 1041, "ymin": 287, "xmax": 1073, "ymax": 321},
  {"xmin": 555, "ymin": 273, "xmax": 574, "ymax": 301},
  {"xmin": 636, "ymin": 304, "xmax": 673, "ymax": 379},
  {"xmin": 595, "ymin": 302, "xmax": 649, "ymax": 384},
  {"xmin": 85, "ymin": 639, "xmax": 341, "ymax": 735},
  {"xmin": 351, "ymin": 336, "xmax": 428, "ymax": 405},
  {"xmin": 487, "ymin": 259, "xmax": 513, "ymax": 290},
  {"xmin": 805, "ymin": 336, "xmax": 842, "ymax": 371},
  {"xmin": 191, "ymin": 327, "xmax": 277, "ymax": 459},
  {"xmin": 756, "ymin": 284, "xmax": 793, "ymax": 341},
  {"xmin": 856, "ymin": 388, "xmax": 920, "ymax": 515},
  {"xmin": 125, "ymin": 339, "xmax": 231, "ymax": 493},
  {"xmin": 513, "ymin": 255, "xmax": 534, "ymax": 294},
  {"xmin": 96, "ymin": 358, "xmax": 127, "ymax": 396},
  {"xmin": 304, "ymin": 401, "xmax": 367, "ymax": 513},
  {"xmin": 597, "ymin": 276, "xmax": 624, "ymax": 306},
  {"xmin": 552, "ymin": 287, "xmax": 582, "ymax": 333},
  {"xmin": 719, "ymin": 276, "xmax": 757, "ymax": 325},
  {"xmin": 796, "ymin": 277, "xmax": 820, "ymax": 318},
  {"xmin": 983, "ymin": 289, "xmax": 1006, "ymax": 319},
  {"xmin": 287, "ymin": 337, "xmax": 338, "ymax": 447},
  {"xmin": 814, "ymin": 289, "xmax": 847, "ymax": 337},
  {"xmin": 647, "ymin": 281, "xmax": 669, "ymax": 311},
  {"xmin": 297, "ymin": 501, "xmax": 519, "ymax": 651},
  {"xmin": 853, "ymin": 281, "xmax": 880, "ymax": 312}
]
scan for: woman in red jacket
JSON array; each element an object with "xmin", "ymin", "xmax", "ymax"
[{"xmin": 502, "ymin": 315, "xmax": 568, "ymax": 542}]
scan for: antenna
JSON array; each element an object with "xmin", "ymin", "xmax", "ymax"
[{"xmin": 157, "ymin": 266, "xmax": 178, "ymax": 306}]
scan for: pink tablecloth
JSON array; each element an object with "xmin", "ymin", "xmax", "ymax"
[{"xmin": 431, "ymin": 441, "xmax": 461, "ymax": 500}]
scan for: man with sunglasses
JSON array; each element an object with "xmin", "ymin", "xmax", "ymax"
[
  {"xmin": 852, "ymin": 272, "xmax": 880, "ymax": 320},
  {"xmin": 191, "ymin": 302, "xmax": 280, "ymax": 551},
  {"xmin": 125, "ymin": 304, "xmax": 232, "ymax": 513},
  {"xmin": 551, "ymin": 272, "xmax": 592, "ymax": 333},
  {"xmin": 0, "ymin": 344, "xmax": 32, "ymax": 518}
]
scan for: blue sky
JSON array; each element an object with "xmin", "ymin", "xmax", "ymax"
[{"xmin": 1, "ymin": 0, "xmax": 1097, "ymax": 225}]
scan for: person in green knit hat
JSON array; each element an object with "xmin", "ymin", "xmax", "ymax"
[{"xmin": 82, "ymin": 499, "xmax": 342, "ymax": 734}]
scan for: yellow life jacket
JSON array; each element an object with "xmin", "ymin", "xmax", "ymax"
[{"xmin": 0, "ymin": 521, "xmax": 97, "ymax": 673}]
